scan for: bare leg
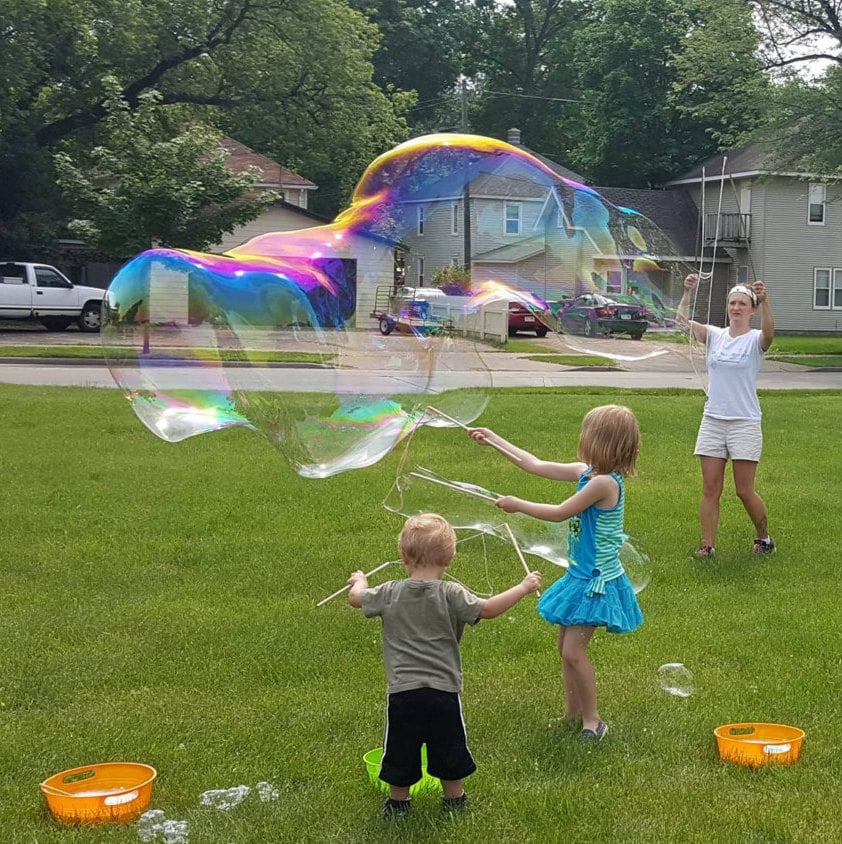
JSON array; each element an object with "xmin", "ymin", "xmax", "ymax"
[
  {"xmin": 440, "ymin": 778, "xmax": 464, "ymax": 799},
  {"xmin": 698, "ymin": 456, "xmax": 727, "ymax": 548},
  {"xmin": 389, "ymin": 785, "xmax": 410, "ymax": 800},
  {"xmin": 560, "ymin": 625, "xmax": 598, "ymax": 732},
  {"xmin": 732, "ymin": 460, "xmax": 768, "ymax": 537},
  {"xmin": 557, "ymin": 626, "xmax": 580, "ymax": 721}
]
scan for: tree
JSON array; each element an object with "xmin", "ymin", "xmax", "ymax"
[
  {"xmin": 0, "ymin": 0, "xmax": 409, "ymax": 255},
  {"xmin": 462, "ymin": 0, "xmax": 588, "ymax": 158},
  {"xmin": 750, "ymin": 0, "xmax": 842, "ymax": 71},
  {"xmin": 53, "ymin": 88, "xmax": 272, "ymax": 259},
  {"xmin": 671, "ymin": 0, "xmax": 770, "ymax": 150}
]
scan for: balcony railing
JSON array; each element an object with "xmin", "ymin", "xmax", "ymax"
[{"xmin": 705, "ymin": 212, "xmax": 751, "ymax": 243}]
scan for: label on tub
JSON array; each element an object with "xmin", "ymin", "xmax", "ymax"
[{"xmin": 763, "ymin": 744, "xmax": 791, "ymax": 755}]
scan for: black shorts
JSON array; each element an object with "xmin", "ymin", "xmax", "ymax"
[{"xmin": 380, "ymin": 688, "xmax": 477, "ymax": 787}]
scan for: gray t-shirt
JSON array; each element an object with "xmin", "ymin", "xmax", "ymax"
[{"xmin": 360, "ymin": 579, "xmax": 486, "ymax": 694}]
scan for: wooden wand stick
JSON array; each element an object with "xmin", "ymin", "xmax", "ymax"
[{"xmin": 317, "ymin": 559, "xmax": 398, "ymax": 607}]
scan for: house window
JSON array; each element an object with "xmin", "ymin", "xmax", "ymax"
[
  {"xmin": 835, "ymin": 268, "xmax": 842, "ymax": 308},
  {"xmin": 451, "ymin": 202, "xmax": 459, "ymax": 235},
  {"xmin": 417, "ymin": 206, "xmax": 425, "ymax": 236},
  {"xmin": 736, "ymin": 266, "xmax": 748, "ymax": 285},
  {"xmin": 808, "ymin": 183, "xmax": 826, "ymax": 225},
  {"xmin": 814, "ymin": 268, "xmax": 831, "ymax": 309},
  {"xmin": 504, "ymin": 202, "xmax": 521, "ymax": 235},
  {"xmin": 418, "ymin": 256, "xmax": 425, "ymax": 287}
]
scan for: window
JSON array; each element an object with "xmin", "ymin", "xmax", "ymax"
[
  {"xmin": 814, "ymin": 268, "xmax": 830, "ymax": 309},
  {"xmin": 835, "ymin": 269, "xmax": 842, "ymax": 308},
  {"xmin": 451, "ymin": 202, "xmax": 459, "ymax": 235},
  {"xmin": 808, "ymin": 183, "xmax": 826, "ymax": 225},
  {"xmin": 417, "ymin": 256, "xmax": 425, "ymax": 287},
  {"xmin": 504, "ymin": 202, "xmax": 521, "ymax": 235},
  {"xmin": 417, "ymin": 206, "xmax": 425, "ymax": 236},
  {"xmin": 736, "ymin": 266, "xmax": 748, "ymax": 285},
  {"xmin": 35, "ymin": 268, "xmax": 71, "ymax": 288}
]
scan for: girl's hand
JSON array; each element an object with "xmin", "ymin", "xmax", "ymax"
[
  {"xmin": 467, "ymin": 426, "xmax": 494, "ymax": 445},
  {"xmin": 752, "ymin": 280, "xmax": 767, "ymax": 303},
  {"xmin": 521, "ymin": 571, "xmax": 542, "ymax": 593},
  {"xmin": 684, "ymin": 273, "xmax": 699, "ymax": 290},
  {"xmin": 495, "ymin": 495, "xmax": 521, "ymax": 513}
]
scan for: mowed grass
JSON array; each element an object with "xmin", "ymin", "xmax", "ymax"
[{"xmin": 2, "ymin": 384, "xmax": 842, "ymax": 842}]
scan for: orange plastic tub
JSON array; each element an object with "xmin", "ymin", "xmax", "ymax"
[
  {"xmin": 714, "ymin": 723, "xmax": 805, "ymax": 767},
  {"xmin": 40, "ymin": 762, "xmax": 157, "ymax": 825}
]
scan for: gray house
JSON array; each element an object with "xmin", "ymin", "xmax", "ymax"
[{"xmin": 666, "ymin": 144, "xmax": 842, "ymax": 331}]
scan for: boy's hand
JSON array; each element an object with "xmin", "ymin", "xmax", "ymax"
[
  {"xmin": 495, "ymin": 495, "xmax": 521, "ymax": 513},
  {"xmin": 522, "ymin": 571, "xmax": 542, "ymax": 593},
  {"xmin": 347, "ymin": 570, "xmax": 368, "ymax": 589}
]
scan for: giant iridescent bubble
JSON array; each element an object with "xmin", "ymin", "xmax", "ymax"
[{"xmin": 103, "ymin": 133, "xmax": 696, "ymax": 476}]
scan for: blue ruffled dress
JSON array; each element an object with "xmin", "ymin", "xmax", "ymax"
[{"xmin": 537, "ymin": 469, "xmax": 643, "ymax": 634}]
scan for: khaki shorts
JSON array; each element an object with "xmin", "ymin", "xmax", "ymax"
[{"xmin": 694, "ymin": 416, "xmax": 762, "ymax": 462}]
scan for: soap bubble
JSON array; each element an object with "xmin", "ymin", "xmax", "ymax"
[
  {"xmin": 199, "ymin": 785, "xmax": 251, "ymax": 810},
  {"xmin": 657, "ymin": 662, "xmax": 695, "ymax": 697},
  {"xmin": 103, "ymin": 133, "xmax": 697, "ymax": 476},
  {"xmin": 620, "ymin": 539, "xmax": 651, "ymax": 594},
  {"xmin": 383, "ymin": 464, "xmax": 567, "ymax": 568}
]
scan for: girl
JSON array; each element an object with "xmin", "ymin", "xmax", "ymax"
[{"xmin": 468, "ymin": 404, "xmax": 643, "ymax": 740}]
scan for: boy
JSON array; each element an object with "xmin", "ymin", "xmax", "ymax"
[{"xmin": 347, "ymin": 513, "xmax": 542, "ymax": 818}]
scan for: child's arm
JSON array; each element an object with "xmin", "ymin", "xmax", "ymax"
[
  {"xmin": 495, "ymin": 473, "xmax": 618, "ymax": 522},
  {"xmin": 346, "ymin": 571, "xmax": 368, "ymax": 608},
  {"xmin": 479, "ymin": 571, "xmax": 542, "ymax": 619},
  {"xmin": 467, "ymin": 427, "xmax": 586, "ymax": 482}
]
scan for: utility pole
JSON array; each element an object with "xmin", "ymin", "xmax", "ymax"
[{"xmin": 461, "ymin": 78, "xmax": 472, "ymax": 273}]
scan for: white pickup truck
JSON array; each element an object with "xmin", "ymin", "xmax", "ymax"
[{"xmin": 0, "ymin": 262, "xmax": 105, "ymax": 332}]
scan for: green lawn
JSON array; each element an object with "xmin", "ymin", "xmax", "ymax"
[{"xmin": 2, "ymin": 385, "xmax": 842, "ymax": 842}]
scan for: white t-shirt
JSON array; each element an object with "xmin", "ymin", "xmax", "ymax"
[{"xmin": 704, "ymin": 326, "xmax": 765, "ymax": 420}]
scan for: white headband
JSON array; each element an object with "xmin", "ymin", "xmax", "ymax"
[{"xmin": 728, "ymin": 284, "xmax": 757, "ymax": 306}]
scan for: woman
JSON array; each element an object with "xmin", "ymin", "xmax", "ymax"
[{"xmin": 678, "ymin": 275, "xmax": 775, "ymax": 558}]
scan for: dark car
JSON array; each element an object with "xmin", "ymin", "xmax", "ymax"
[
  {"xmin": 557, "ymin": 293, "xmax": 648, "ymax": 340},
  {"xmin": 508, "ymin": 300, "xmax": 549, "ymax": 337}
]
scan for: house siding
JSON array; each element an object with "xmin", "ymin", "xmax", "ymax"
[{"xmin": 212, "ymin": 205, "xmax": 322, "ymax": 254}]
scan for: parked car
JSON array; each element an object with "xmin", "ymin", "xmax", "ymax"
[
  {"xmin": 0, "ymin": 262, "xmax": 104, "ymax": 332},
  {"xmin": 508, "ymin": 300, "xmax": 549, "ymax": 337},
  {"xmin": 557, "ymin": 293, "xmax": 648, "ymax": 339},
  {"xmin": 611, "ymin": 291, "xmax": 674, "ymax": 327}
]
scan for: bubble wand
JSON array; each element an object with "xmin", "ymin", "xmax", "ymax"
[
  {"xmin": 316, "ymin": 559, "xmax": 398, "ymax": 607},
  {"xmin": 503, "ymin": 522, "xmax": 541, "ymax": 597},
  {"xmin": 426, "ymin": 406, "xmax": 522, "ymax": 462}
]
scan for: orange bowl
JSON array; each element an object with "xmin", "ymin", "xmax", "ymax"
[
  {"xmin": 714, "ymin": 723, "xmax": 805, "ymax": 767},
  {"xmin": 40, "ymin": 762, "xmax": 157, "ymax": 825}
]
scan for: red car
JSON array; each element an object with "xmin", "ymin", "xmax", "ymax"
[
  {"xmin": 557, "ymin": 293, "xmax": 648, "ymax": 339},
  {"xmin": 508, "ymin": 300, "xmax": 549, "ymax": 337}
]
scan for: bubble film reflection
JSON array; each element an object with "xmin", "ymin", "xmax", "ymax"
[{"xmin": 103, "ymin": 132, "xmax": 696, "ymax": 475}]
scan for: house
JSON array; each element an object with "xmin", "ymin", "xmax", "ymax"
[
  {"xmin": 665, "ymin": 144, "xmax": 842, "ymax": 331},
  {"xmin": 397, "ymin": 127, "xmax": 722, "ymax": 320},
  {"xmin": 401, "ymin": 130, "xmax": 842, "ymax": 332},
  {"xmin": 211, "ymin": 137, "xmax": 326, "ymax": 252}
]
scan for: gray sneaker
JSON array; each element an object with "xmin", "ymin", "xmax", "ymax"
[{"xmin": 580, "ymin": 720, "xmax": 608, "ymax": 741}]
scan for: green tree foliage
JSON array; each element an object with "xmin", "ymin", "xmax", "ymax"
[
  {"xmin": 0, "ymin": 0, "xmax": 409, "ymax": 256},
  {"xmin": 53, "ymin": 88, "xmax": 272, "ymax": 259},
  {"xmin": 463, "ymin": 0, "xmax": 587, "ymax": 159},
  {"xmin": 569, "ymin": 0, "xmax": 768, "ymax": 186},
  {"xmin": 671, "ymin": 0, "xmax": 769, "ymax": 150},
  {"xmin": 432, "ymin": 263, "xmax": 472, "ymax": 293}
]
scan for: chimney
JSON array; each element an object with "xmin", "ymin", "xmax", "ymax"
[{"xmin": 507, "ymin": 127, "xmax": 522, "ymax": 146}]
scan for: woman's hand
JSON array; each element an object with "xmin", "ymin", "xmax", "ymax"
[
  {"xmin": 752, "ymin": 280, "xmax": 767, "ymax": 304},
  {"xmin": 684, "ymin": 273, "xmax": 699, "ymax": 290},
  {"xmin": 467, "ymin": 426, "xmax": 494, "ymax": 445}
]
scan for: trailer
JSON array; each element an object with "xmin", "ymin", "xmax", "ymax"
[{"xmin": 369, "ymin": 285, "xmax": 453, "ymax": 336}]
